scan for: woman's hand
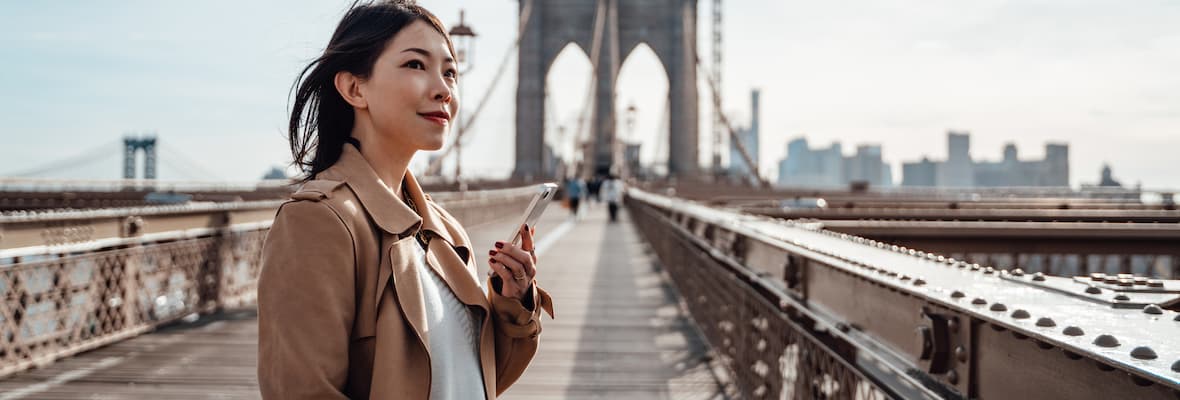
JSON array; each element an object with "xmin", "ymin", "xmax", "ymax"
[{"xmin": 488, "ymin": 224, "xmax": 538, "ymax": 300}]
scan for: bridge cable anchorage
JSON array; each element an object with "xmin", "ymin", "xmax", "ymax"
[
  {"xmin": 425, "ymin": 0, "xmax": 536, "ymax": 177},
  {"xmin": 1, "ymin": 140, "xmax": 123, "ymax": 178},
  {"xmin": 696, "ymin": 58, "xmax": 769, "ymax": 188}
]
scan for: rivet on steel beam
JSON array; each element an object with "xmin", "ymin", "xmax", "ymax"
[
  {"xmin": 1032, "ymin": 272, "xmax": 1046, "ymax": 281},
  {"xmin": 927, "ymin": 254, "xmax": 938, "ymax": 261},
  {"xmin": 891, "ymin": 245, "xmax": 900, "ymax": 251},
  {"xmin": 1175, "ymin": 314, "xmax": 1180, "ymax": 322},
  {"xmin": 1011, "ymin": 309, "xmax": 1031, "ymax": 319},
  {"xmin": 955, "ymin": 346, "xmax": 968, "ymax": 362},
  {"xmin": 1104, "ymin": 276, "xmax": 1119, "ymax": 284},
  {"xmin": 1130, "ymin": 346, "xmax": 1158, "ymax": 360},
  {"xmin": 937, "ymin": 255, "xmax": 946, "ymax": 262},
  {"xmin": 1089, "ymin": 272, "xmax": 1105, "ymax": 281},
  {"xmin": 900, "ymin": 275, "xmax": 912, "ymax": 281},
  {"xmin": 1118, "ymin": 279, "xmax": 1134, "ymax": 287},
  {"xmin": 946, "ymin": 257, "xmax": 957, "ymax": 264},
  {"xmin": 1133, "ymin": 277, "xmax": 1148, "ymax": 285},
  {"xmin": 1117, "ymin": 273, "xmax": 1133, "ymax": 279},
  {"xmin": 1011, "ymin": 268, "xmax": 1025, "ymax": 277},
  {"xmin": 990, "ymin": 303, "xmax": 1008, "ymax": 312},
  {"xmin": 1172, "ymin": 360, "xmax": 1180, "ymax": 373},
  {"xmin": 971, "ymin": 298, "xmax": 987, "ymax": 305},
  {"xmin": 1093, "ymin": 334, "xmax": 1120, "ymax": 348},
  {"xmin": 983, "ymin": 267, "xmax": 995, "ymax": 274},
  {"xmin": 971, "ymin": 264, "xmax": 982, "ymax": 271},
  {"xmin": 1035, "ymin": 317, "xmax": 1056, "ymax": 327},
  {"xmin": 1143, "ymin": 304, "xmax": 1164, "ymax": 315},
  {"xmin": 946, "ymin": 370, "xmax": 959, "ymax": 385},
  {"xmin": 951, "ymin": 290, "xmax": 966, "ymax": 298},
  {"xmin": 914, "ymin": 278, "xmax": 927, "ymax": 286},
  {"xmin": 1114, "ymin": 294, "xmax": 1131, "ymax": 301},
  {"xmin": 1148, "ymin": 279, "xmax": 1164, "ymax": 288},
  {"xmin": 1063, "ymin": 326, "xmax": 1085, "ymax": 336},
  {"xmin": 1085, "ymin": 286, "xmax": 1102, "ymax": 294}
]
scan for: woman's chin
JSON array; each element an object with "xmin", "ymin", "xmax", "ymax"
[{"xmin": 422, "ymin": 137, "xmax": 446, "ymax": 152}]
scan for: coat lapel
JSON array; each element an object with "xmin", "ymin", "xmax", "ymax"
[{"xmin": 320, "ymin": 143, "xmax": 493, "ymax": 364}]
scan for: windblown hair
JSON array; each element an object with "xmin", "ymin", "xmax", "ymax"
[{"xmin": 287, "ymin": 0, "xmax": 455, "ymax": 181}]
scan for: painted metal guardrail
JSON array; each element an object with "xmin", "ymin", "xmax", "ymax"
[
  {"xmin": 626, "ymin": 187, "xmax": 1180, "ymax": 399},
  {"xmin": 0, "ymin": 185, "xmax": 540, "ymax": 378}
]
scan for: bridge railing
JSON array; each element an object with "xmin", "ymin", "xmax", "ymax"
[
  {"xmin": 0, "ymin": 185, "xmax": 541, "ymax": 378},
  {"xmin": 626, "ymin": 187, "xmax": 1180, "ymax": 399}
]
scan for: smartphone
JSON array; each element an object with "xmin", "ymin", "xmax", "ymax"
[{"xmin": 506, "ymin": 183, "xmax": 559, "ymax": 246}]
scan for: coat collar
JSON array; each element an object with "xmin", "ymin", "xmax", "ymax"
[{"xmin": 319, "ymin": 143, "xmax": 457, "ymax": 247}]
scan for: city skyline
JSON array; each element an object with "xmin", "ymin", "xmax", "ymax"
[{"xmin": 1, "ymin": 1, "xmax": 1177, "ymax": 189}]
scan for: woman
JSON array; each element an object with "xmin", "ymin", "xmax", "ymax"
[{"xmin": 257, "ymin": 2, "xmax": 553, "ymax": 399}]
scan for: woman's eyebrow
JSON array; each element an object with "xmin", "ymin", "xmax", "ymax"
[{"xmin": 400, "ymin": 47, "xmax": 455, "ymax": 63}]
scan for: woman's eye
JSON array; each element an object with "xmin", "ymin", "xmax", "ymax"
[
  {"xmin": 445, "ymin": 69, "xmax": 457, "ymax": 79},
  {"xmin": 404, "ymin": 60, "xmax": 425, "ymax": 70}
]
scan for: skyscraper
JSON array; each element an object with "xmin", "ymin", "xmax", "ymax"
[{"xmin": 729, "ymin": 89, "xmax": 761, "ymax": 178}]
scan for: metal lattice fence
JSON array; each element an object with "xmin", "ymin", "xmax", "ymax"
[
  {"xmin": 0, "ymin": 227, "xmax": 267, "ymax": 377},
  {"xmin": 629, "ymin": 200, "xmax": 890, "ymax": 400}
]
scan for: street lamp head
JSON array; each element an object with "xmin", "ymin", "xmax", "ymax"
[{"xmin": 448, "ymin": 10, "xmax": 477, "ymax": 68}]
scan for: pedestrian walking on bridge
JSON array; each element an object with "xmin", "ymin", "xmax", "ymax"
[{"xmin": 258, "ymin": 2, "xmax": 553, "ymax": 399}]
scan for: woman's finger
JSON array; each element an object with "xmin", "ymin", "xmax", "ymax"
[
  {"xmin": 495, "ymin": 242, "xmax": 535, "ymax": 277},
  {"xmin": 520, "ymin": 224, "xmax": 535, "ymax": 253},
  {"xmin": 487, "ymin": 259, "xmax": 517, "ymax": 292},
  {"xmin": 492, "ymin": 251, "xmax": 530, "ymax": 282}
]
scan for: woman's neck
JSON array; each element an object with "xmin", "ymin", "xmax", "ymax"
[{"xmin": 350, "ymin": 124, "xmax": 415, "ymax": 201}]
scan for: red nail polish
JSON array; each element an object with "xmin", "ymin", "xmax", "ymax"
[
  {"xmin": 489, "ymin": 258, "xmax": 497, "ymax": 264},
  {"xmin": 488, "ymin": 249, "xmax": 497, "ymax": 256},
  {"xmin": 495, "ymin": 242, "xmax": 504, "ymax": 249},
  {"xmin": 523, "ymin": 224, "xmax": 529, "ymax": 231}
]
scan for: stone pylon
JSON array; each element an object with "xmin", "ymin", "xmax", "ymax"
[{"xmin": 514, "ymin": 0, "xmax": 699, "ymax": 180}]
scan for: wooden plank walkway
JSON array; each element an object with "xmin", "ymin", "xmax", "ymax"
[{"xmin": 0, "ymin": 202, "xmax": 729, "ymax": 399}]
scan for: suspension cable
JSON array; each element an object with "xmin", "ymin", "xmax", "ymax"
[
  {"xmin": 697, "ymin": 57, "xmax": 769, "ymax": 188},
  {"xmin": 425, "ymin": 0, "xmax": 535, "ymax": 176}
]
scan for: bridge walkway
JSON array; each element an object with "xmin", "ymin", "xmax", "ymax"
[{"xmin": 0, "ymin": 201, "xmax": 729, "ymax": 399}]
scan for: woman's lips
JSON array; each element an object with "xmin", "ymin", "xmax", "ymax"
[{"xmin": 419, "ymin": 114, "xmax": 449, "ymax": 126}]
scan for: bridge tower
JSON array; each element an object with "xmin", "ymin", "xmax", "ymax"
[
  {"xmin": 123, "ymin": 135, "xmax": 157, "ymax": 180},
  {"xmin": 514, "ymin": 0, "xmax": 700, "ymax": 180}
]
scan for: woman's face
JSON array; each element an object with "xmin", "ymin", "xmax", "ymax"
[{"xmin": 359, "ymin": 20, "xmax": 459, "ymax": 152}]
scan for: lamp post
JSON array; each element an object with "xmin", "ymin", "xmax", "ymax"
[
  {"xmin": 623, "ymin": 103, "xmax": 637, "ymax": 179},
  {"xmin": 449, "ymin": 10, "xmax": 476, "ymax": 185}
]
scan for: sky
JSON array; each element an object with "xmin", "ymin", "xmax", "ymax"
[{"xmin": 0, "ymin": 1, "xmax": 1177, "ymax": 189}]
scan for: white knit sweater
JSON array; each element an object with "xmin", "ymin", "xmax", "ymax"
[{"xmin": 411, "ymin": 244, "xmax": 487, "ymax": 399}]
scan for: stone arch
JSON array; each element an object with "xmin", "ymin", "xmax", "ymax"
[{"xmin": 514, "ymin": 0, "xmax": 698, "ymax": 179}]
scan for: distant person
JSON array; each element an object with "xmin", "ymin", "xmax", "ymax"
[
  {"xmin": 601, "ymin": 175, "xmax": 624, "ymax": 222},
  {"xmin": 257, "ymin": 2, "xmax": 553, "ymax": 399},
  {"xmin": 587, "ymin": 175, "xmax": 602, "ymax": 207},
  {"xmin": 566, "ymin": 176, "xmax": 586, "ymax": 217}
]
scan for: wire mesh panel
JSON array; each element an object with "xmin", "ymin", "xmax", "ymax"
[
  {"xmin": 0, "ymin": 228, "xmax": 266, "ymax": 377},
  {"xmin": 629, "ymin": 201, "xmax": 891, "ymax": 400}
]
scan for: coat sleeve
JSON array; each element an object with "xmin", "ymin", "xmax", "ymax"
[
  {"xmin": 488, "ymin": 276, "xmax": 555, "ymax": 395},
  {"xmin": 257, "ymin": 201, "xmax": 355, "ymax": 399}
]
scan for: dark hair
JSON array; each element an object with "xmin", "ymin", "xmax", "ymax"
[{"xmin": 288, "ymin": 0, "xmax": 455, "ymax": 181}]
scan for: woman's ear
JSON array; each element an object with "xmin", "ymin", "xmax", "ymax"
[{"xmin": 334, "ymin": 71, "xmax": 368, "ymax": 109}]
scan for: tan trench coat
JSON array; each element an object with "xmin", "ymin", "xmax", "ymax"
[{"xmin": 257, "ymin": 144, "xmax": 554, "ymax": 399}]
